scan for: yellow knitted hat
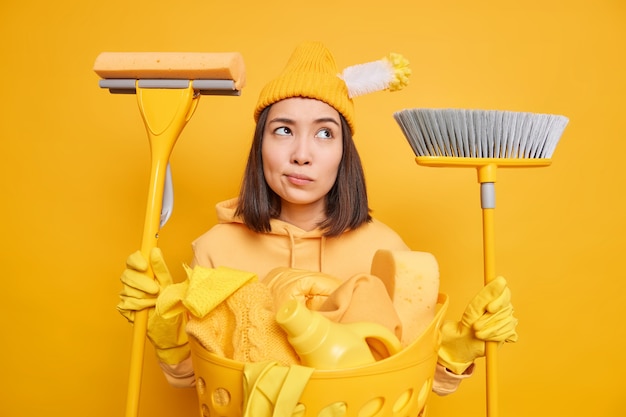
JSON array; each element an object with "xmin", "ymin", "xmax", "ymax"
[
  {"xmin": 254, "ymin": 41, "xmax": 411, "ymax": 134},
  {"xmin": 254, "ymin": 42, "xmax": 354, "ymax": 131}
]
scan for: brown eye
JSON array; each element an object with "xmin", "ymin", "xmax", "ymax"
[
  {"xmin": 274, "ymin": 126, "xmax": 292, "ymax": 136},
  {"xmin": 316, "ymin": 128, "xmax": 332, "ymax": 139}
]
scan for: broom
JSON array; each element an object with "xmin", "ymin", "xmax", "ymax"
[
  {"xmin": 393, "ymin": 108, "xmax": 568, "ymax": 417},
  {"xmin": 94, "ymin": 51, "xmax": 245, "ymax": 417}
]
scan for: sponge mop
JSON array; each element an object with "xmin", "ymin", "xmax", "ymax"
[
  {"xmin": 94, "ymin": 51, "xmax": 245, "ymax": 417},
  {"xmin": 94, "ymin": 51, "xmax": 246, "ymax": 94}
]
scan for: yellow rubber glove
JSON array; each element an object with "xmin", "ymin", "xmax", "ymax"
[
  {"xmin": 116, "ymin": 248, "xmax": 190, "ymax": 365},
  {"xmin": 438, "ymin": 276, "xmax": 518, "ymax": 375},
  {"xmin": 117, "ymin": 250, "xmax": 164, "ymax": 322},
  {"xmin": 147, "ymin": 304, "xmax": 190, "ymax": 365}
]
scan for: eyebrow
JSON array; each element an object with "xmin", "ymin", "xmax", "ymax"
[{"xmin": 268, "ymin": 116, "xmax": 340, "ymax": 126}]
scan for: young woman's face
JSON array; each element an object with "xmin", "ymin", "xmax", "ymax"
[{"xmin": 262, "ymin": 97, "xmax": 343, "ymax": 217}]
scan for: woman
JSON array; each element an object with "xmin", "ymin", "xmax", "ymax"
[{"xmin": 118, "ymin": 41, "xmax": 517, "ymax": 396}]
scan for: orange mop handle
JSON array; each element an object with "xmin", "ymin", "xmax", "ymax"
[
  {"xmin": 478, "ymin": 164, "xmax": 499, "ymax": 417},
  {"xmin": 125, "ymin": 85, "xmax": 199, "ymax": 417}
]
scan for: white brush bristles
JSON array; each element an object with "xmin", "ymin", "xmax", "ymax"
[
  {"xmin": 393, "ymin": 109, "xmax": 569, "ymax": 159},
  {"xmin": 341, "ymin": 59, "xmax": 395, "ymax": 98}
]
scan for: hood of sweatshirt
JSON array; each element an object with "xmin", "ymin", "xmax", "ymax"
[
  {"xmin": 192, "ymin": 198, "xmax": 409, "ymax": 281},
  {"xmin": 214, "ymin": 198, "xmax": 329, "ymax": 272}
]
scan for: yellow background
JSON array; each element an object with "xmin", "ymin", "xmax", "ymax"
[{"xmin": 2, "ymin": 0, "xmax": 624, "ymax": 416}]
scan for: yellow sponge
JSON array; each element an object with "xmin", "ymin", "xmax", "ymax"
[
  {"xmin": 370, "ymin": 250, "xmax": 440, "ymax": 347},
  {"xmin": 93, "ymin": 52, "xmax": 246, "ymax": 90}
]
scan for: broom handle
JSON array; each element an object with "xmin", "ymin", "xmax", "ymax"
[
  {"xmin": 478, "ymin": 165, "xmax": 499, "ymax": 417},
  {"xmin": 125, "ymin": 85, "xmax": 199, "ymax": 417}
]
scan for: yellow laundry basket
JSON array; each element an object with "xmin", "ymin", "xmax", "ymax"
[{"xmin": 189, "ymin": 293, "xmax": 448, "ymax": 417}]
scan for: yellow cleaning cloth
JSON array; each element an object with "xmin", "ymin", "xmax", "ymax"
[
  {"xmin": 183, "ymin": 264, "xmax": 257, "ymax": 317},
  {"xmin": 156, "ymin": 264, "xmax": 256, "ymax": 319},
  {"xmin": 155, "ymin": 279, "xmax": 190, "ymax": 319},
  {"xmin": 317, "ymin": 273, "xmax": 402, "ymax": 339},
  {"xmin": 243, "ymin": 361, "xmax": 314, "ymax": 417}
]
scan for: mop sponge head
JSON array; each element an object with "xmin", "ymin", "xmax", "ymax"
[{"xmin": 93, "ymin": 52, "xmax": 246, "ymax": 90}]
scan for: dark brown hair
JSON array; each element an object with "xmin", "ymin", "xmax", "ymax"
[{"xmin": 235, "ymin": 105, "xmax": 371, "ymax": 237}]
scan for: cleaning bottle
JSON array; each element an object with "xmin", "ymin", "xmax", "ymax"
[{"xmin": 275, "ymin": 299, "xmax": 402, "ymax": 370}]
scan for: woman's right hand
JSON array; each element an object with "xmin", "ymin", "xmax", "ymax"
[{"xmin": 117, "ymin": 247, "xmax": 173, "ymax": 322}]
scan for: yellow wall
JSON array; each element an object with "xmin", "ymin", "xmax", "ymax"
[{"xmin": 2, "ymin": 1, "xmax": 624, "ymax": 416}]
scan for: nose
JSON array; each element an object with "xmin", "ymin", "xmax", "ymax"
[{"xmin": 291, "ymin": 137, "xmax": 311, "ymax": 165}]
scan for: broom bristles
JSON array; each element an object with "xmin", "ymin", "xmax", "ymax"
[{"xmin": 393, "ymin": 109, "xmax": 569, "ymax": 159}]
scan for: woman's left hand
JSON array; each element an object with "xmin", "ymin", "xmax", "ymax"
[{"xmin": 437, "ymin": 276, "xmax": 518, "ymax": 374}]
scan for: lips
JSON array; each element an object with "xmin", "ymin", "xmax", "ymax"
[{"xmin": 285, "ymin": 173, "xmax": 313, "ymax": 185}]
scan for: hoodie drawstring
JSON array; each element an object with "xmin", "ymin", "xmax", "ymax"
[
  {"xmin": 286, "ymin": 228, "xmax": 296, "ymax": 268},
  {"xmin": 319, "ymin": 235, "xmax": 325, "ymax": 272},
  {"xmin": 284, "ymin": 227, "xmax": 325, "ymax": 273}
]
